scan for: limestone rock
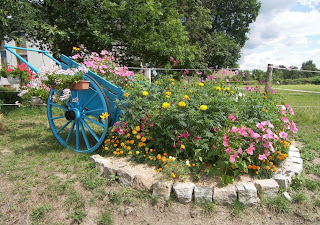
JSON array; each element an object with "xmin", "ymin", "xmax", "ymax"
[
  {"xmin": 132, "ymin": 174, "xmax": 155, "ymax": 191},
  {"xmin": 281, "ymin": 162, "xmax": 303, "ymax": 175},
  {"xmin": 288, "ymin": 150, "xmax": 301, "ymax": 158},
  {"xmin": 117, "ymin": 168, "xmax": 136, "ymax": 187},
  {"xmin": 254, "ymin": 179, "xmax": 279, "ymax": 197},
  {"xmin": 194, "ymin": 186, "xmax": 213, "ymax": 203},
  {"xmin": 236, "ymin": 182, "xmax": 258, "ymax": 206},
  {"xmin": 173, "ymin": 182, "xmax": 195, "ymax": 204},
  {"xmin": 274, "ymin": 173, "xmax": 293, "ymax": 190},
  {"xmin": 213, "ymin": 184, "xmax": 237, "ymax": 206},
  {"xmin": 152, "ymin": 181, "xmax": 174, "ymax": 201}
]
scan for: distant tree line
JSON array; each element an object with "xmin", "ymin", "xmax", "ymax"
[{"xmin": 250, "ymin": 60, "xmax": 320, "ymax": 84}]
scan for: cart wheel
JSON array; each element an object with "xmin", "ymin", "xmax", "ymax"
[{"xmin": 47, "ymin": 75, "xmax": 110, "ymax": 153}]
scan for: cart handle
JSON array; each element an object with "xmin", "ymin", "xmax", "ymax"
[{"xmin": 3, "ymin": 45, "xmax": 61, "ymax": 73}]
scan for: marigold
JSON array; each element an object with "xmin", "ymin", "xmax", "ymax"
[
  {"xmin": 198, "ymin": 82, "xmax": 204, "ymax": 87},
  {"xmin": 163, "ymin": 152, "xmax": 167, "ymax": 156},
  {"xmin": 127, "ymin": 146, "xmax": 131, "ymax": 150},
  {"xmin": 178, "ymin": 101, "xmax": 186, "ymax": 107},
  {"xmin": 165, "ymin": 91, "xmax": 171, "ymax": 96},
  {"xmin": 172, "ymin": 173, "xmax": 176, "ymax": 178},
  {"xmin": 162, "ymin": 102, "xmax": 170, "ymax": 109},
  {"xmin": 141, "ymin": 137, "xmax": 146, "ymax": 142},
  {"xmin": 230, "ymin": 91, "xmax": 234, "ymax": 94},
  {"xmin": 136, "ymin": 151, "xmax": 140, "ymax": 154},
  {"xmin": 126, "ymin": 133, "xmax": 130, "ymax": 137},
  {"xmin": 200, "ymin": 105, "xmax": 208, "ymax": 111},
  {"xmin": 142, "ymin": 91, "xmax": 148, "ymax": 96},
  {"xmin": 136, "ymin": 135, "xmax": 141, "ymax": 139},
  {"xmin": 184, "ymin": 95, "xmax": 190, "ymax": 100},
  {"xmin": 120, "ymin": 150, "xmax": 123, "ymax": 154},
  {"xmin": 128, "ymin": 151, "xmax": 132, "ymax": 155},
  {"xmin": 266, "ymin": 166, "xmax": 270, "ymax": 170},
  {"xmin": 104, "ymin": 146, "xmax": 108, "ymax": 150},
  {"xmin": 123, "ymin": 93, "xmax": 129, "ymax": 98},
  {"xmin": 120, "ymin": 142, "xmax": 125, "ymax": 147},
  {"xmin": 273, "ymin": 168, "xmax": 277, "ymax": 172},
  {"xmin": 181, "ymin": 145, "xmax": 185, "ymax": 149},
  {"xmin": 189, "ymin": 90, "xmax": 193, "ymax": 93},
  {"xmin": 114, "ymin": 144, "xmax": 117, "ymax": 147},
  {"xmin": 130, "ymin": 140, "xmax": 134, "ymax": 144},
  {"xmin": 231, "ymin": 166, "xmax": 236, "ymax": 169},
  {"xmin": 132, "ymin": 130, "xmax": 137, "ymax": 135},
  {"xmin": 252, "ymin": 165, "xmax": 257, "ymax": 170},
  {"xmin": 256, "ymin": 166, "xmax": 260, "ymax": 170},
  {"xmin": 248, "ymin": 165, "xmax": 252, "ymax": 169},
  {"xmin": 113, "ymin": 151, "xmax": 117, "ymax": 155},
  {"xmin": 158, "ymin": 168, "xmax": 162, "ymax": 172},
  {"xmin": 256, "ymin": 171, "xmax": 259, "ymax": 175},
  {"xmin": 157, "ymin": 154, "xmax": 162, "ymax": 160}
]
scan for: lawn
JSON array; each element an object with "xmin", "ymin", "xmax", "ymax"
[{"xmin": 0, "ymin": 84, "xmax": 319, "ymax": 224}]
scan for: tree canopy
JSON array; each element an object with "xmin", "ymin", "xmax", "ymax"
[{"xmin": 1, "ymin": 0, "xmax": 261, "ymax": 69}]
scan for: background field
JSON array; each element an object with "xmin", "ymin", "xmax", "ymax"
[{"xmin": 0, "ymin": 84, "xmax": 319, "ymax": 224}]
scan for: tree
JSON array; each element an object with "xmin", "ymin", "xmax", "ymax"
[{"xmin": 301, "ymin": 60, "xmax": 318, "ymax": 78}]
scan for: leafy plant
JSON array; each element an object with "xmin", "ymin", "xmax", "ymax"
[
  {"xmin": 266, "ymin": 194, "xmax": 291, "ymax": 214},
  {"xmin": 98, "ymin": 209, "xmax": 113, "ymax": 225},
  {"xmin": 30, "ymin": 205, "xmax": 51, "ymax": 221}
]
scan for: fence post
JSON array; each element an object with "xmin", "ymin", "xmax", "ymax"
[
  {"xmin": 144, "ymin": 68, "xmax": 151, "ymax": 82},
  {"xmin": 266, "ymin": 64, "xmax": 273, "ymax": 86}
]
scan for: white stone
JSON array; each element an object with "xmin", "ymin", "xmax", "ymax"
[
  {"xmin": 152, "ymin": 181, "xmax": 174, "ymax": 201},
  {"xmin": 173, "ymin": 182, "xmax": 195, "ymax": 204},
  {"xmin": 288, "ymin": 150, "xmax": 300, "ymax": 158},
  {"xmin": 283, "ymin": 192, "xmax": 292, "ymax": 201},
  {"xmin": 286, "ymin": 157, "xmax": 303, "ymax": 165},
  {"xmin": 289, "ymin": 145, "xmax": 299, "ymax": 152},
  {"xmin": 282, "ymin": 162, "xmax": 303, "ymax": 175},
  {"xmin": 117, "ymin": 168, "xmax": 136, "ymax": 187},
  {"xmin": 236, "ymin": 182, "xmax": 258, "ymax": 206},
  {"xmin": 194, "ymin": 186, "xmax": 213, "ymax": 203},
  {"xmin": 274, "ymin": 174, "xmax": 292, "ymax": 190},
  {"xmin": 254, "ymin": 179, "xmax": 279, "ymax": 197},
  {"xmin": 132, "ymin": 174, "xmax": 155, "ymax": 191},
  {"xmin": 213, "ymin": 184, "xmax": 237, "ymax": 206}
]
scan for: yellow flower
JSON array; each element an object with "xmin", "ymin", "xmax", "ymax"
[
  {"xmin": 136, "ymin": 135, "xmax": 141, "ymax": 139},
  {"xmin": 135, "ymin": 126, "xmax": 140, "ymax": 131},
  {"xmin": 136, "ymin": 151, "xmax": 140, "ymax": 154},
  {"xmin": 226, "ymin": 87, "xmax": 230, "ymax": 91},
  {"xmin": 171, "ymin": 82, "xmax": 175, "ymax": 85},
  {"xmin": 128, "ymin": 151, "xmax": 132, "ymax": 155},
  {"xmin": 100, "ymin": 112, "xmax": 109, "ymax": 120},
  {"xmin": 130, "ymin": 140, "xmax": 134, "ymax": 144},
  {"xmin": 198, "ymin": 82, "xmax": 204, "ymax": 87},
  {"xmin": 181, "ymin": 145, "xmax": 185, "ymax": 149},
  {"xmin": 73, "ymin": 47, "xmax": 80, "ymax": 51},
  {"xmin": 104, "ymin": 146, "xmax": 108, "ymax": 150},
  {"xmin": 170, "ymin": 79, "xmax": 174, "ymax": 82},
  {"xmin": 155, "ymin": 81, "xmax": 160, "ymax": 84},
  {"xmin": 165, "ymin": 91, "xmax": 171, "ymax": 96},
  {"xmin": 200, "ymin": 105, "xmax": 208, "ymax": 111},
  {"xmin": 123, "ymin": 93, "xmax": 129, "ymax": 98},
  {"xmin": 172, "ymin": 173, "xmax": 176, "ymax": 178},
  {"xmin": 127, "ymin": 146, "xmax": 131, "ymax": 150},
  {"xmin": 162, "ymin": 102, "xmax": 170, "ymax": 109},
  {"xmin": 215, "ymin": 87, "xmax": 221, "ymax": 91},
  {"xmin": 141, "ymin": 137, "xmax": 147, "ymax": 142},
  {"xmin": 189, "ymin": 90, "xmax": 193, "ymax": 93},
  {"xmin": 183, "ymin": 95, "xmax": 190, "ymax": 100},
  {"xmin": 230, "ymin": 91, "xmax": 234, "ymax": 94},
  {"xmin": 132, "ymin": 130, "xmax": 138, "ymax": 134},
  {"xmin": 178, "ymin": 101, "xmax": 186, "ymax": 107},
  {"xmin": 142, "ymin": 91, "xmax": 148, "ymax": 96}
]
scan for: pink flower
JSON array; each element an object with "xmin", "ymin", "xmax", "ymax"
[
  {"xmin": 226, "ymin": 79, "xmax": 229, "ymax": 82},
  {"xmin": 259, "ymin": 81, "xmax": 263, "ymax": 84},
  {"xmin": 234, "ymin": 70, "xmax": 239, "ymax": 75},
  {"xmin": 182, "ymin": 131, "xmax": 190, "ymax": 139},
  {"xmin": 184, "ymin": 69, "xmax": 189, "ymax": 75},
  {"xmin": 194, "ymin": 136, "xmax": 201, "ymax": 141},
  {"xmin": 290, "ymin": 121, "xmax": 298, "ymax": 133},
  {"xmin": 223, "ymin": 134, "xmax": 229, "ymax": 147},
  {"xmin": 238, "ymin": 148, "xmax": 243, "ymax": 155},
  {"xmin": 229, "ymin": 113, "xmax": 236, "ymax": 122},
  {"xmin": 238, "ymin": 126, "xmax": 247, "ymax": 137},
  {"xmin": 230, "ymin": 127, "xmax": 239, "ymax": 133},
  {"xmin": 279, "ymin": 131, "xmax": 288, "ymax": 139},
  {"xmin": 225, "ymin": 147, "xmax": 231, "ymax": 154},
  {"xmin": 170, "ymin": 56, "xmax": 174, "ymax": 62},
  {"xmin": 246, "ymin": 143, "xmax": 255, "ymax": 155},
  {"xmin": 173, "ymin": 144, "xmax": 176, "ymax": 148},
  {"xmin": 258, "ymin": 153, "xmax": 267, "ymax": 161},
  {"xmin": 282, "ymin": 116, "xmax": 289, "ymax": 123},
  {"xmin": 6, "ymin": 68, "xmax": 13, "ymax": 72},
  {"xmin": 289, "ymin": 107, "xmax": 294, "ymax": 115},
  {"xmin": 284, "ymin": 104, "xmax": 289, "ymax": 109},
  {"xmin": 271, "ymin": 90, "xmax": 276, "ymax": 94},
  {"xmin": 229, "ymin": 152, "xmax": 239, "ymax": 163}
]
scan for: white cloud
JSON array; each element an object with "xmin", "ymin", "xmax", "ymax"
[{"xmin": 240, "ymin": 0, "xmax": 320, "ymax": 70}]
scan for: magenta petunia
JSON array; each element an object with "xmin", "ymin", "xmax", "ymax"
[
  {"xmin": 279, "ymin": 131, "xmax": 288, "ymax": 139},
  {"xmin": 229, "ymin": 113, "xmax": 236, "ymax": 122}
]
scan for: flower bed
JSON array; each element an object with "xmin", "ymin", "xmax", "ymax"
[{"xmin": 85, "ymin": 50, "xmax": 299, "ymax": 185}]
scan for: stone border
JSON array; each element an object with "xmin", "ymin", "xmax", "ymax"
[{"xmin": 90, "ymin": 145, "xmax": 303, "ymax": 206}]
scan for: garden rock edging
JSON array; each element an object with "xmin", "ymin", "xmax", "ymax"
[{"xmin": 90, "ymin": 145, "xmax": 303, "ymax": 206}]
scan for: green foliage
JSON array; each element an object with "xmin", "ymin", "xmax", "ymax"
[
  {"xmin": 30, "ymin": 205, "xmax": 51, "ymax": 221},
  {"xmin": 292, "ymin": 192, "xmax": 307, "ymax": 204},
  {"xmin": 0, "ymin": 87, "xmax": 21, "ymax": 104},
  {"xmin": 72, "ymin": 208, "xmax": 87, "ymax": 224},
  {"xmin": 108, "ymin": 191, "xmax": 122, "ymax": 205},
  {"xmin": 98, "ymin": 209, "xmax": 113, "ymax": 225},
  {"xmin": 232, "ymin": 199, "xmax": 245, "ymax": 216},
  {"xmin": 266, "ymin": 194, "xmax": 291, "ymax": 214}
]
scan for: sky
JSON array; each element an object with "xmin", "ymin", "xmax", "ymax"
[{"xmin": 239, "ymin": 0, "xmax": 320, "ymax": 71}]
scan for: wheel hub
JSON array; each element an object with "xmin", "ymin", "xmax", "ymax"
[{"xmin": 65, "ymin": 110, "xmax": 76, "ymax": 120}]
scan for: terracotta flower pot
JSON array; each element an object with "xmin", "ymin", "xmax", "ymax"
[{"xmin": 71, "ymin": 80, "xmax": 90, "ymax": 90}]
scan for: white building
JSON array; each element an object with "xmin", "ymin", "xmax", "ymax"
[{"xmin": 0, "ymin": 35, "xmax": 53, "ymax": 89}]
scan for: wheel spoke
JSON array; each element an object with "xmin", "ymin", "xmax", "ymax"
[
  {"xmin": 82, "ymin": 119, "xmax": 99, "ymax": 142},
  {"xmin": 80, "ymin": 92, "xmax": 98, "ymax": 111},
  {"xmin": 51, "ymin": 115, "xmax": 65, "ymax": 120},
  {"xmin": 82, "ymin": 115, "xmax": 105, "ymax": 128},
  {"xmin": 79, "ymin": 121, "xmax": 90, "ymax": 149},
  {"xmin": 50, "ymin": 102, "xmax": 68, "ymax": 111},
  {"xmin": 57, "ymin": 120, "xmax": 72, "ymax": 134},
  {"xmin": 65, "ymin": 121, "xmax": 75, "ymax": 145},
  {"xmin": 76, "ymin": 121, "xmax": 79, "ymax": 150},
  {"xmin": 84, "ymin": 108, "xmax": 105, "ymax": 115}
]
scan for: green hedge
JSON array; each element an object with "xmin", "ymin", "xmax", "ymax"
[{"xmin": 0, "ymin": 87, "xmax": 22, "ymax": 104}]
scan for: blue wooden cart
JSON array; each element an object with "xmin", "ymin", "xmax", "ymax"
[{"xmin": 4, "ymin": 45, "xmax": 124, "ymax": 153}]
